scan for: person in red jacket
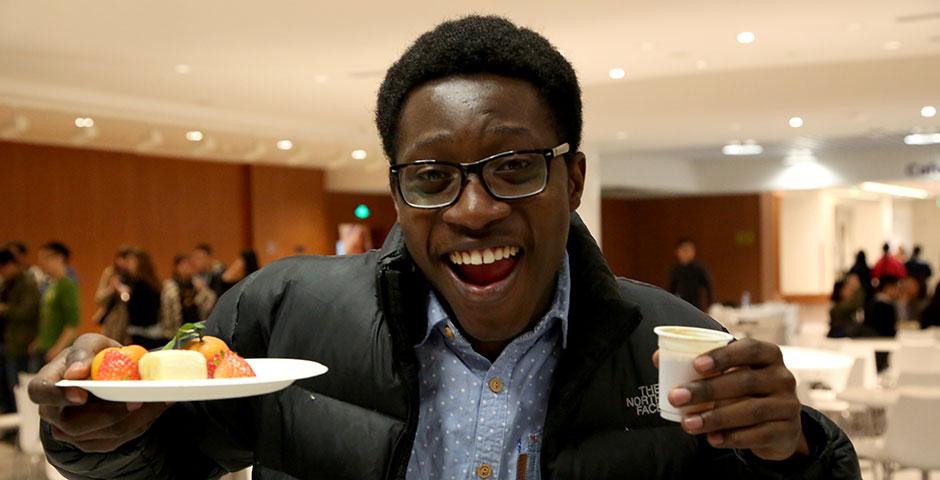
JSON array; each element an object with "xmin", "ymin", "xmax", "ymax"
[{"xmin": 872, "ymin": 243, "xmax": 907, "ymax": 282}]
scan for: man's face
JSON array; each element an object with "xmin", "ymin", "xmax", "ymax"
[
  {"xmin": 676, "ymin": 243, "xmax": 696, "ymax": 265},
  {"xmin": 37, "ymin": 249, "xmax": 61, "ymax": 276},
  {"xmin": 190, "ymin": 250, "xmax": 209, "ymax": 273},
  {"xmin": 393, "ymin": 74, "xmax": 585, "ymax": 343},
  {"xmin": 175, "ymin": 258, "xmax": 194, "ymax": 279},
  {"xmin": 0, "ymin": 262, "xmax": 18, "ymax": 280}
]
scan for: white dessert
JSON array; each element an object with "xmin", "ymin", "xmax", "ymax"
[{"xmin": 139, "ymin": 350, "xmax": 208, "ymax": 380}]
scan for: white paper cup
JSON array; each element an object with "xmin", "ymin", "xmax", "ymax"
[{"xmin": 654, "ymin": 326, "xmax": 734, "ymax": 422}]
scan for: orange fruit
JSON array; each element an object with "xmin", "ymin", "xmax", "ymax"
[{"xmin": 183, "ymin": 335, "xmax": 229, "ymax": 371}]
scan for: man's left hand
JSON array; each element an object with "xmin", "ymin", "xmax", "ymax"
[{"xmin": 658, "ymin": 338, "xmax": 808, "ymax": 461}]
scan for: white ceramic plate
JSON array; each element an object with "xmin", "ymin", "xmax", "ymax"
[{"xmin": 56, "ymin": 358, "xmax": 328, "ymax": 402}]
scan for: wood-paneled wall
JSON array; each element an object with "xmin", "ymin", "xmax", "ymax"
[
  {"xmin": 601, "ymin": 194, "xmax": 778, "ymax": 305},
  {"xmin": 0, "ymin": 141, "xmax": 337, "ymax": 333}
]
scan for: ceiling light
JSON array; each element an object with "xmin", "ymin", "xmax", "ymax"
[
  {"xmin": 722, "ymin": 140, "xmax": 763, "ymax": 156},
  {"xmin": 922, "ymin": 105, "xmax": 937, "ymax": 118},
  {"xmin": 185, "ymin": 130, "xmax": 204, "ymax": 142},
  {"xmin": 608, "ymin": 68, "xmax": 625, "ymax": 80},
  {"xmin": 695, "ymin": 60, "xmax": 708, "ymax": 70},
  {"xmin": 314, "ymin": 74, "xmax": 328, "ymax": 84},
  {"xmin": 882, "ymin": 40, "xmax": 902, "ymax": 51},
  {"xmin": 174, "ymin": 64, "xmax": 192, "ymax": 74},
  {"xmin": 904, "ymin": 133, "xmax": 940, "ymax": 145},
  {"xmin": 74, "ymin": 117, "xmax": 94, "ymax": 128},
  {"xmin": 351, "ymin": 149, "xmax": 368, "ymax": 160},
  {"xmin": 276, "ymin": 139, "xmax": 293, "ymax": 151},
  {"xmin": 788, "ymin": 116, "xmax": 804, "ymax": 128},
  {"xmin": 861, "ymin": 182, "xmax": 929, "ymax": 199},
  {"xmin": 736, "ymin": 32, "xmax": 756, "ymax": 44},
  {"xmin": 783, "ymin": 148, "xmax": 817, "ymax": 166}
]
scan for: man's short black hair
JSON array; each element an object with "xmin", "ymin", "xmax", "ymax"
[
  {"xmin": 913, "ymin": 245, "xmax": 922, "ymax": 257},
  {"xmin": 0, "ymin": 248, "xmax": 15, "ymax": 266},
  {"xmin": 194, "ymin": 243, "xmax": 213, "ymax": 255},
  {"xmin": 4, "ymin": 241, "xmax": 27, "ymax": 256},
  {"xmin": 376, "ymin": 15, "xmax": 582, "ymax": 163},
  {"xmin": 41, "ymin": 241, "xmax": 70, "ymax": 261},
  {"xmin": 676, "ymin": 237, "xmax": 696, "ymax": 248},
  {"xmin": 882, "ymin": 243, "xmax": 890, "ymax": 253}
]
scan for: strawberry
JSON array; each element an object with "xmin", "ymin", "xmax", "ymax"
[
  {"xmin": 213, "ymin": 351, "xmax": 255, "ymax": 379},
  {"xmin": 95, "ymin": 349, "xmax": 142, "ymax": 381}
]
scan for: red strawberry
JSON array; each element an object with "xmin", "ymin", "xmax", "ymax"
[
  {"xmin": 213, "ymin": 351, "xmax": 255, "ymax": 379},
  {"xmin": 96, "ymin": 349, "xmax": 141, "ymax": 381}
]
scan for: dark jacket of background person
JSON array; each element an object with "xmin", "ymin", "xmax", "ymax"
[
  {"xmin": 848, "ymin": 251, "xmax": 874, "ymax": 301},
  {"xmin": 668, "ymin": 261, "xmax": 714, "ymax": 311},
  {"xmin": 921, "ymin": 280, "xmax": 940, "ymax": 329},
  {"xmin": 0, "ymin": 269, "xmax": 41, "ymax": 357},
  {"xmin": 40, "ymin": 219, "xmax": 860, "ymax": 480},
  {"xmin": 863, "ymin": 293, "xmax": 898, "ymax": 338},
  {"xmin": 828, "ymin": 280, "xmax": 864, "ymax": 338},
  {"xmin": 125, "ymin": 279, "xmax": 162, "ymax": 348},
  {"xmin": 904, "ymin": 248, "xmax": 932, "ymax": 282}
]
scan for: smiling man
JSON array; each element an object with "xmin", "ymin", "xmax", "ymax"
[{"xmin": 30, "ymin": 16, "xmax": 858, "ymax": 480}]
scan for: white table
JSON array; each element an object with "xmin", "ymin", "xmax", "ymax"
[{"xmin": 780, "ymin": 346, "xmax": 856, "ymax": 392}]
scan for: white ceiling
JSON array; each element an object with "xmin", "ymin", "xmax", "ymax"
[{"xmin": 1, "ymin": 0, "xmax": 939, "ymax": 186}]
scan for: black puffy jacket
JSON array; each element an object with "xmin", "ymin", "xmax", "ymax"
[{"xmin": 42, "ymin": 216, "xmax": 860, "ymax": 479}]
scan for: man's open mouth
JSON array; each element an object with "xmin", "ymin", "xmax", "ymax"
[{"xmin": 446, "ymin": 246, "xmax": 521, "ymax": 286}]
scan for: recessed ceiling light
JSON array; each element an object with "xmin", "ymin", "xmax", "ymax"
[
  {"xmin": 922, "ymin": 105, "xmax": 937, "ymax": 118},
  {"xmin": 722, "ymin": 140, "xmax": 763, "ymax": 156},
  {"xmin": 351, "ymin": 149, "xmax": 368, "ymax": 160},
  {"xmin": 882, "ymin": 40, "xmax": 902, "ymax": 51},
  {"xmin": 314, "ymin": 74, "xmax": 328, "ymax": 84},
  {"xmin": 789, "ymin": 116, "xmax": 804, "ymax": 128},
  {"xmin": 904, "ymin": 132, "xmax": 940, "ymax": 145},
  {"xmin": 185, "ymin": 130, "xmax": 204, "ymax": 142},
  {"xmin": 74, "ymin": 117, "xmax": 94, "ymax": 128},
  {"xmin": 783, "ymin": 148, "xmax": 817, "ymax": 166},
  {"xmin": 608, "ymin": 68, "xmax": 625, "ymax": 80},
  {"xmin": 736, "ymin": 32, "xmax": 756, "ymax": 44},
  {"xmin": 174, "ymin": 64, "xmax": 192, "ymax": 74},
  {"xmin": 695, "ymin": 60, "xmax": 709, "ymax": 70},
  {"xmin": 276, "ymin": 139, "xmax": 293, "ymax": 151}
]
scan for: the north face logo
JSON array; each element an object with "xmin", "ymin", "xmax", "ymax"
[{"xmin": 625, "ymin": 384, "xmax": 660, "ymax": 416}]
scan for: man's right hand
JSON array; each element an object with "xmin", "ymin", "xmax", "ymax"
[{"xmin": 28, "ymin": 333, "xmax": 172, "ymax": 453}]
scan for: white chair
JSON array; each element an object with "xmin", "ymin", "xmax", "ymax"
[
  {"xmin": 855, "ymin": 388, "xmax": 940, "ymax": 480},
  {"xmin": 839, "ymin": 343, "xmax": 879, "ymax": 389},
  {"xmin": 892, "ymin": 344, "xmax": 940, "ymax": 374}
]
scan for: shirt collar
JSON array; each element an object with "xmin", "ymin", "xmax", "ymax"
[{"xmin": 417, "ymin": 252, "xmax": 571, "ymax": 348}]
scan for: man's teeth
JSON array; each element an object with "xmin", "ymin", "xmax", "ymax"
[{"xmin": 449, "ymin": 246, "xmax": 519, "ymax": 265}]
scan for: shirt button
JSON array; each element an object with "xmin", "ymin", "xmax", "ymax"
[
  {"xmin": 476, "ymin": 463, "xmax": 493, "ymax": 479},
  {"xmin": 488, "ymin": 377, "xmax": 503, "ymax": 394},
  {"xmin": 443, "ymin": 325, "xmax": 455, "ymax": 340}
]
